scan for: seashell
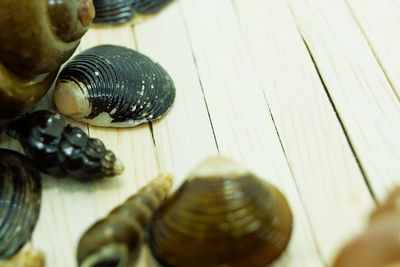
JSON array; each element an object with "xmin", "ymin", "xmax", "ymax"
[
  {"xmin": 0, "ymin": 0, "xmax": 94, "ymax": 120},
  {"xmin": 0, "ymin": 149, "xmax": 41, "ymax": 260},
  {"xmin": 0, "ymin": 250, "xmax": 45, "ymax": 267},
  {"xmin": 54, "ymin": 45, "xmax": 176, "ymax": 127},
  {"xmin": 6, "ymin": 110, "xmax": 124, "ymax": 181},
  {"xmin": 92, "ymin": 0, "xmax": 134, "ymax": 24},
  {"xmin": 333, "ymin": 188, "xmax": 400, "ymax": 267},
  {"xmin": 92, "ymin": 0, "xmax": 172, "ymax": 24},
  {"xmin": 77, "ymin": 173, "xmax": 173, "ymax": 267},
  {"xmin": 131, "ymin": 0, "xmax": 173, "ymax": 14},
  {"xmin": 147, "ymin": 156, "xmax": 293, "ymax": 267}
]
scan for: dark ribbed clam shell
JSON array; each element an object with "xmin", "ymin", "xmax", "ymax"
[
  {"xmin": 0, "ymin": 149, "xmax": 41, "ymax": 260},
  {"xmin": 54, "ymin": 45, "xmax": 175, "ymax": 127},
  {"xmin": 92, "ymin": 0, "xmax": 172, "ymax": 24},
  {"xmin": 132, "ymin": 0, "xmax": 173, "ymax": 14},
  {"xmin": 6, "ymin": 110, "xmax": 123, "ymax": 181},
  {"xmin": 93, "ymin": 0, "xmax": 134, "ymax": 24},
  {"xmin": 147, "ymin": 157, "xmax": 293, "ymax": 267},
  {"xmin": 77, "ymin": 173, "xmax": 173, "ymax": 267}
]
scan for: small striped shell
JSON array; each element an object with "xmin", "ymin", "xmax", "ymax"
[
  {"xmin": 0, "ymin": 250, "xmax": 45, "ymax": 267},
  {"xmin": 0, "ymin": 149, "xmax": 41, "ymax": 260},
  {"xmin": 92, "ymin": 0, "xmax": 172, "ymax": 24},
  {"xmin": 147, "ymin": 157, "xmax": 293, "ymax": 267},
  {"xmin": 54, "ymin": 45, "xmax": 175, "ymax": 127},
  {"xmin": 77, "ymin": 173, "xmax": 173, "ymax": 267}
]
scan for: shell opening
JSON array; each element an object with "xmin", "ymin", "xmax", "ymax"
[
  {"xmin": 79, "ymin": 244, "xmax": 129, "ymax": 267},
  {"xmin": 54, "ymin": 80, "xmax": 90, "ymax": 118}
]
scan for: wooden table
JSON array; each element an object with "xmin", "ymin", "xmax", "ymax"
[{"xmin": 3, "ymin": 0, "xmax": 400, "ymax": 266}]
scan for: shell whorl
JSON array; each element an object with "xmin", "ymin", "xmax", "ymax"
[
  {"xmin": 148, "ymin": 157, "xmax": 293, "ymax": 267},
  {"xmin": 0, "ymin": 150, "xmax": 41, "ymax": 260},
  {"xmin": 77, "ymin": 173, "xmax": 173, "ymax": 267},
  {"xmin": 55, "ymin": 45, "xmax": 175, "ymax": 127},
  {"xmin": 0, "ymin": 0, "xmax": 94, "ymax": 119},
  {"xmin": 6, "ymin": 110, "xmax": 123, "ymax": 181}
]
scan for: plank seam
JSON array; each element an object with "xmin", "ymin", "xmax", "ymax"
[
  {"xmin": 149, "ymin": 122, "xmax": 161, "ymax": 171},
  {"xmin": 299, "ymin": 36, "xmax": 377, "ymax": 203},
  {"xmin": 179, "ymin": 2, "xmax": 220, "ymax": 154},
  {"xmin": 344, "ymin": 0, "xmax": 400, "ymax": 102},
  {"xmin": 130, "ymin": 24, "xmax": 162, "ymax": 174},
  {"xmin": 230, "ymin": 1, "xmax": 326, "ymax": 265}
]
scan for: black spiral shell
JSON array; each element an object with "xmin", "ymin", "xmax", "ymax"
[
  {"xmin": 92, "ymin": 0, "xmax": 172, "ymax": 24},
  {"xmin": 54, "ymin": 45, "xmax": 175, "ymax": 127},
  {"xmin": 0, "ymin": 149, "xmax": 41, "ymax": 260},
  {"xmin": 6, "ymin": 110, "xmax": 123, "ymax": 181},
  {"xmin": 77, "ymin": 173, "xmax": 173, "ymax": 267}
]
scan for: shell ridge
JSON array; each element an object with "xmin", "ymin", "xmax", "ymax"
[{"xmin": 56, "ymin": 45, "xmax": 175, "ymax": 127}]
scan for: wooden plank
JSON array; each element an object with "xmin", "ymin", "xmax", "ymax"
[
  {"xmin": 234, "ymin": 0, "xmax": 374, "ymax": 262},
  {"xmin": 179, "ymin": 0, "xmax": 323, "ymax": 265},
  {"xmin": 79, "ymin": 26, "xmax": 160, "ymax": 219},
  {"xmin": 345, "ymin": 0, "xmax": 400, "ymax": 98},
  {"xmin": 287, "ymin": 0, "xmax": 400, "ymax": 201},
  {"xmin": 133, "ymin": 3, "xmax": 218, "ymax": 184}
]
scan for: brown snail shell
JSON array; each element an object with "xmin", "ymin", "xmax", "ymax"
[
  {"xmin": 147, "ymin": 157, "xmax": 293, "ymax": 267},
  {"xmin": 0, "ymin": 149, "xmax": 41, "ymax": 260},
  {"xmin": 333, "ymin": 188, "xmax": 400, "ymax": 267},
  {"xmin": 0, "ymin": 0, "xmax": 94, "ymax": 119},
  {"xmin": 77, "ymin": 173, "xmax": 173, "ymax": 267},
  {"xmin": 0, "ymin": 250, "xmax": 45, "ymax": 267}
]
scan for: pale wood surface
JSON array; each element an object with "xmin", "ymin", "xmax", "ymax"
[{"xmin": 2, "ymin": 0, "xmax": 400, "ymax": 266}]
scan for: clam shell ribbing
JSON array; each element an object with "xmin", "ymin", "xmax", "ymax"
[
  {"xmin": 56, "ymin": 45, "xmax": 175, "ymax": 127},
  {"xmin": 147, "ymin": 158, "xmax": 293, "ymax": 267},
  {"xmin": 0, "ymin": 149, "xmax": 41, "ymax": 260},
  {"xmin": 92, "ymin": 0, "xmax": 173, "ymax": 24}
]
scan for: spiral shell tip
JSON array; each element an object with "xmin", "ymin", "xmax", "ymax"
[{"xmin": 111, "ymin": 158, "xmax": 124, "ymax": 177}]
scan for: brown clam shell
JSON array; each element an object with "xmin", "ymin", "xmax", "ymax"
[
  {"xmin": 77, "ymin": 173, "xmax": 173, "ymax": 267},
  {"xmin": 0, "ymin": 0, "xmax": 94, "ymax": 119},
  {"xmin": 147, "ymin": 157, "xmax": 293, "ymax": 267},
  {"xmin": 333, "ymin": 188, "xmax": 400, "ymax": 267}
]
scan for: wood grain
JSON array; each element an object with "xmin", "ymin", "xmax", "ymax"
[
  {"xmin": 287, "ymin": 0, "xmax": 400, "ymax": 201},
  {"xmin": 1, "ymin": 0, "xmax": 399, "ymax": 266},
  {"xmin": 235, "ymin": 0, "xmax": 374, "ymax": 262},
  {"xmin": 346, "ymin": 0, "xmax": 400, "ymax": 99},
  {"xmin": 179, "ymin": 0, "xmax": 323, "ymax": 265}
]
